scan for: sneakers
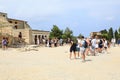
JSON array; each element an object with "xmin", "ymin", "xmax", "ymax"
[{"xmin": 81, "ymin": 60, "xmax": 86, "ymax": 63}]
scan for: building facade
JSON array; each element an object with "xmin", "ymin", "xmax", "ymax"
[
  {"xmin": 0, "ymin": 12, "xmax": 50, "ymax": 44},
  {"xmin": 90, "ymin": 32, "xmax": 101, "ymax": 37},
  {"xmin": 32, "ymin": 30, "xmax": 50, "ymax": 44}
]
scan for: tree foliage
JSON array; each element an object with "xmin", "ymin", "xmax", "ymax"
[
  {"xmin": 49, "ymin": 25, "xmax": 120, "ymax": 43},
  {"xmin": 118, "ymin": 27, "xmax": 120, "ymax": 33},
  {"xmin": 100, "ymin": 27, "xmax": 120, "ymax": 41},
  {"xmin": 49, "ymin": 25, "xmax": 63, "ymax": 39},
  {"xmin": 114, "ymin": 30, "xmax": 119, "ymax": 42},
  {"xmin": 49, "ymin": 25, "xmax": 75, "ymax": 43},
  {"xmin": 62, "ymin": 27, "xmax": 73, "ymax": 39},
  {"xmin": 78, "ymin": 33, "xmax": 83, "ymax": 38},
  {"xmin": 118, "ymin": 27, "xmax": 120, "ymax": 38},
  {"xmin": 100, "ymin": 29, "xmax": 108, "ymax": 34},
  {"xmin": 108, "ymin": 27, "xmax": 114, "ymax": 41},
  {"xmin": 100, "ymin": 29, "xmax": 108, "ymax": 39}
]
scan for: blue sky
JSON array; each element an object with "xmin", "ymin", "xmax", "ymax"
[{"xmin": 0, "ymin": 0, "xmax": 120, "ymax": 37}]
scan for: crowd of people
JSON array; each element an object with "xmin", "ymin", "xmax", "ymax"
[
  {"xmin": 35, "ymin": 37, "xmax": 71, "ymax": 48},
  {"xmin": 69, "ymin": 36, "xmax": 111, "ymax": 62},
  {"xmin": 1, "ymin": 34, "xmax": 120, "ymax": 62}
]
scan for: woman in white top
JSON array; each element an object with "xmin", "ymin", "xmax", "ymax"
[
  {"xmin": 76, "ymin": 38, "xmax": 81, "ymax": 58},
  {"xmin": 94, "ymin": 36, "xmax": 100, "ymax": 55},
  {"xmin": 103, "ymin": 38, "xmax": 108, "ymax": 53}
]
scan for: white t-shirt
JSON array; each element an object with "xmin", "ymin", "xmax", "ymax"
[
  {"xmin": 77, "ymin": 39, "xmax": 81, "ymax": 44},
  {"xmin": 104, "ymin": 40, "xmax": 108, "ymax": 47},
  {"xmin": 95, "ymin": 39, "xmax": 100, "ymax": 48},
  {"xmin": 91, "ymin": 39, "xmax": 96, "ymax": 47},
  {"xmin": 77, "ymin": 39, "xmax": 81, "ymax": 48},
  {"xmin": 80, "ymin": 40, "xmax": 85, "ymax": 52}
]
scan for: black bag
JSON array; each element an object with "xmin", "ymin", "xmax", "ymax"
[
  {"xmin": 83, "ymin": 40, "xmax": 88, "ymax": 48},
  {"xmin": 99, "ymin": 39, "xmax": 103, "ymax": 45}
]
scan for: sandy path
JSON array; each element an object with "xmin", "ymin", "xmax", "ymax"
[{"xmin": 0, "ymin": 46, "xmax": 120, "ymax": 80}]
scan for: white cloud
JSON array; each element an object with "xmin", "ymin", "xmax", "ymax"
[
  {"xmin": 105, "ymin": 16, "xmax": 115, "ymax": 21},
  {"xmin": 0, "ymin": 0, "xmax": 120, "ymax": 19}
]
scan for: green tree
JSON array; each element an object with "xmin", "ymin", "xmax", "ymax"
[
  {"xmin": 108, "ymin": 27, "xmax": 114, "ymax": 41},
  {"xmin": 49, "ymin": 25, "xmax": 63, "ymax": 39},
  {"xmin": 114, "ymin": 30, "xmax": 119, "ymax": 43},
  {"xmin": 62, "ymin": 27, "xmax": 73, "ymax": 39},
  {"xmin": 118, "ymin": 27, "xmax": 120, "ymax": 38},
  {"xmin": 118, "ymin": 27, "xmax": 120, "ymax": 33},
  {"xmin": 100, "ymin": 29, "xmax": 108, "ymax": 34},
  {"xmin": 100, "ymin": 29, "xmax": 108, "ymax": 39},
  {"xmin": 78, "ymin": 33, "xmax": 83, "ymax": 38},
  {"xmin": 101, "ymin": 34, "xmax": 108, "ymax": 40}
]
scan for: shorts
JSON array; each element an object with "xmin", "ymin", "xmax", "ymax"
[
  {"xmin": 91, "ymin": 46, "xmax": 95, "ymax": 50},
  {"xmin": 99, "ymin": 45, "xmax": 103, "ymax": 48},
  {"xmin": 76, "ymin": 47, "xmax": 80, "ymax": 52},
  {"xmin": 80, "ymin": 47, "xmax": 86, "ymax": 54},
  {"xmin": 70, "ymin": 47, "xmax": 76, "ymax": 52}
]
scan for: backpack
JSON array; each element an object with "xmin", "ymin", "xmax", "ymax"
[
  {"xmin": 99, "ymin": 39, "xmax": 103, "ymax": 45},
  {"xmin": 100, "ymin": 39, "xmax": 102, "ymax": 44},
  {"xmin": 83, "ymin": 40, "xmax": 88, "ymax": 48}
]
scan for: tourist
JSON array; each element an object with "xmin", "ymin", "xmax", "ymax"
[
  {"xmin": 91, "ymin": 36, "xmax": 96, "ymax": 56},
  {"xmin": 94, "ymin": 36, "xmax": 100, "ymax": 54},
  {"xmin": 117, "ymin": 38, "xmax": 120, "ymax": 46},
  {"xmin": 103, "ymin": 38, "xmax": 108, "ymax": 53},
  {"xmin": 54, "ymin": 38, "xmax": 58, "ymax": 47},
  {"xmin": 2, "ymin": 37, "xmax": 7, "ymax": 50},
  {"xmin": 85, "ymin": 38, "xmax": 91, "ymax": 56},
  {"xmin": 59, "ymin": 38, "xmax": 63, "ymax": 46},
  {"xmin": 111, "ymin": 38, "xmax": 116, "ymax": 47},
  {"xmin": 76, "ymin": 38, "xmax": 81, "ymax": 58},
  {"xmin": 46, "ymin": 39, "xmax": 50, "ymax": 47},
  {"xmin": 98, "ymin": 37, "xmax": 103, "ymax": 53},
  {"xmin": 69, "ymin": 40, "xmax": 76, "ymax": 59},
  {"xmin": 18, "ymin": 32, "xmax": 22, "ymax": 43},
  {"xmin": 49, "ymin": 39, "xmax": 52, "ymax": 47},
  {"xmin": 80, "ymin": 36, "xmax": 86, "ymax": 62}
]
